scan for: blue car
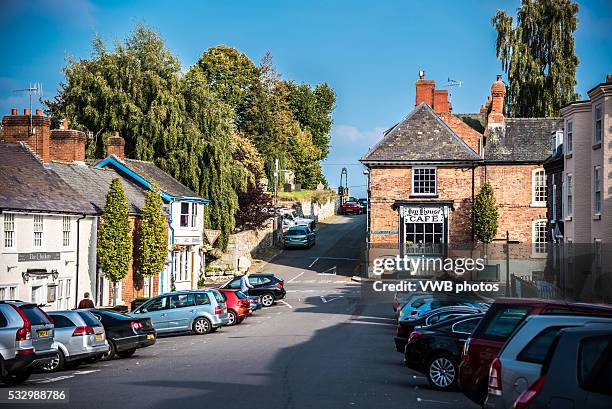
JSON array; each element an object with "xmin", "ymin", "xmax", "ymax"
[
  {"xmin": 283, "ymin": 225, "xmax": 316, "ymax": 249},
  {"xmin": 130, "ymin": 290, "xmax": 229, "ymax": 335},
  {"xmin": 399, "ymin": 295, "xmax": 487, "ymax": 321}
]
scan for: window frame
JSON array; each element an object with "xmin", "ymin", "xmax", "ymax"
[
  {"xmin": 532, "ymin": 219, "xmax": 548, "ymax": 256},
  {"xmin": 0, "ymin": 284, "xmax": 19, "ymax": 301},
  {"xmin": 33, "ymin": 215, "xmax": 44, "ymax": 249},
  {"xmin": 411, "ymin": 167, "xmax": 437, "ymax": 196},
  {"xmin": 593, "ymin": 166, "xmax": 601, "ymax": 214},
  {"xmin": 531, "ymin": 168, "xmax": 547, "ymax": 207},
  {"xmin": 62, "ymin": 216, "xmax": 71, "ymax": 248},
  {"xmin": 566, "ymin": 174, "xmax": 573, "ymax": 218},
  {"xmin": 451, "ymin": 316, "xmax": 482, "ymax": 335},
  {"xmin": 594, "ymin": 104, "xmax": 602, "ymax": 145},
  {"xmin": 3, "ymin": 213, "xmax": 15, "ymax": 249},
  {"xmin": 566, "ymin": 120, "xmax": 573, "ymax": 154}
]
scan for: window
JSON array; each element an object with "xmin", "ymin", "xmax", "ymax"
[
  {"xmin": 3, "ymin": 213, "xmax": 15, "ymax": 248},
  {"xmin": 31, "ymin": 286, "xmax": 42, "ymax": 304},
  {"xmin": 50, "ymin": 314, "xmax": 76, "ymax": 328},
  {"xmin": 33, "ymin": 215, "xmax": 43, "ymax": 248},
  {"xmin": 65, "ymin": 279, "xmax": 71, "ymax": 304},
  {"xmin": 518, "ymin": 326, "xmax": 572, "ymax": 364},
  {"xmin": 579, "ymin": 336, "xmax": 612, "ymax": 396},
  {"xmin": 532, "ymin": 169, "xmax": 546, "ymax": 206},
  {"xmin": 174, "ymin": 251, "xmax": 189, "ymax": 282},
  {"xmin": 0, "ymin": 285, "xmax": 17, "ymax": 301},
  {"xmin": 412, "ymin": 167, "xmax": 437, "ymax": 195},
  {"xmin": 594, "ymin": 166, "xmax": 601, "ymax": 214},
  {"xmin": 566, "ymin": 121, "xmax": 573, "ymax": 153},
  {"xmin": 594, "ymin": 104, "xmax": 602, "ymax": 145},
  {"xmin": 452, "ymin": 317, "xmax": 482, "ymax": 335},
  {"xmin": 566, "ymin": 174, "xmax": 573, "ymax": 216},
  {"xmin": 142, "ymin": 296, "xmax": 169, "ymax": 312},
  {"xmin": 179, "ymin": 202, "xmax": 198, "ymax": 227},
  {"xmin": 62, "ymin": 216, "xmax": 71, "ymax": 247},
  {"xmin": 477, "ymin": 305, "xmax": 531, "ymax": 342},
  {"xmin": 533, "ymin": 219, "xmax": 547, "ymax": 254},
  {"xmin": 170, "ymin": 294, "xmax": 195, "ymax": 309},
  {"xmin": 552, "ymin": 174, "xmax": 557, "ymax": 221},
  {"xmin": 195, "ymin": 293, "xmax": 211, "ymax": 305}
]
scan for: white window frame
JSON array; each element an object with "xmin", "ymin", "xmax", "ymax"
[
  {"xmin": 566, "ymin": 120, "xmax": 573, "ymax": 154},
  {"xmin": 594, "ymin": 166, "xmax": 601, "ymax": 215},
  {"xmin": 531, "ymin": 168, "xmax": 547, "ymax": 207},
  {"xmin": 551, "ymin": 174, "xmax": 557, "ymax": 221},
  {"xmin": 532, "ymin": 219, "xmax": 548, "ymax": 257},
  {"xmin": 566, "ymin": 173, "xmax": 573, "ymax": 219},
  {"xmin": 0, "ymin": 284, "xmax": 19, "ymax": 301},
  {"xmin": 594, "ymin": 104, "xmax": 602, "ymax": 145},
  {"xmin": 62, "ymin": 216, "xmax": 71, "ymax": 248},
  {"xmin": 3, "ymin": 213, "xmax": 15, "ymax": 249},
  {"xmin": 33, "ymin": 215, "xmax": 44, "ymax": 249},
  {"xmin": 411, "ymin": 167, "xmax": 437, "ymax": 196}
]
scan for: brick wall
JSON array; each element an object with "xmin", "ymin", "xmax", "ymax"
[{"xmin": 50, "ymin": 129, "xmax": 86, "ymax": 162}]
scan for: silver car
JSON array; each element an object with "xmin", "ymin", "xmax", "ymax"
[
  {"xmin": 42, "ymin": 310, "xmax": 109, "ymax": 372},
  {"xmin": 131, "ymin": 290, "xmax": 229, "ymax": 335},
  {"xmin": 484, "ymin": 314, "xmax": 612, "ymax": 409},
  {"xmin": 0, "ymin": 301, "xmax": 56, "ymax": 385}
]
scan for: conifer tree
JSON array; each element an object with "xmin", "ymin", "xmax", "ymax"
[{"xmin": 137, "ymin": 185, "xmax": 167, "ymax": 278}]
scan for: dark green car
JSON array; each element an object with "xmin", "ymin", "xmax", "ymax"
[{"xmin": 283, "ymin": 225, "xmax": 316, "ymax": 249}]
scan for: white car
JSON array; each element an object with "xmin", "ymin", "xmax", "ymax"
[{"xmin": 279, "ymin": 208, "xmax": 315, "ymax": 230}]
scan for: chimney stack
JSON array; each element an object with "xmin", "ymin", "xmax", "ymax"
[
  {"xmin": 414, "ymin": 71, "xmax": 451, "ymax": 113},
  {"xmin": 488, "ymin": 75, "xmax": 506, "ymax": 127},
  {"xmin": 2, "ymin": 108, "xmax": 51, "ymax": 162},
  {"xmin": 107, "ymin": 132, "xmax": 125, "ymax": 159},
  {"xmin": 50, "ymin": 118, "xmax": 86, "ymax": 162}
]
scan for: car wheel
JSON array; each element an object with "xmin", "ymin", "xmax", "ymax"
[
  {"xmin": 427, "ymin": 354, "xmax": 458, "ymax": 391},
  {"xmin": 227, "ymin": 310, "xmax": 238, "ymax": 326},
  {"xmin": 117, "ymin": 349, "xmax": 136, "ymax": 358},
  {"xmin": 192, "ymin": 317, "xmax": 212, "ymax": 335},
  {"xmin": 41, "ymin": 350, "xmax": 64, "ymax": 373},
  {"xmin": 261, "ymin": 293, "xmax": 275, "ymax": 307},
  {"xmin": 101, "ymin": 340, "xmax": 116, "ymax": 361},
  {"xmin": 1, "ymin": 367, "xmax": 33, "ymax": 386}
]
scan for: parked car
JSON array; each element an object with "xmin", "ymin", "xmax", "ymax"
[
  {"xmin": 0, "ymin": 301, "xmax": 56, "ymax": 385},
  {"xmin": 221, "ymin": 273, "xmax": 286, "ymax": 307},
  {"xmin": 131, "ymin": 290, "xmax": 229, "ymax": 335},
  {"xmin": 89, "ymin": 309, "xmax": 156, "ymax": 360},
  {"xmin": 357, "ymin": 198, "xmax": 368, "ymax": 212},
  {"xmin": 459, "ymin": 298, "xmax": 612, "ymax": 406},
  {"xmin": 283, "ymin": 225, "xmax": 316, "ymax": 249},
  {"xmin": 42, "ymin": 310, "xmax": 109, "ymax": 372},
  {"xmin": 405, "ymin": 314, "xmax": 484, "ymax": 391},
  {"xmin": 340, "ymin": 201, "xmax": 362, "ymax": 215},
  {"xmin": 248, "ymin": 295, "xmax": 262, "ymax": 311},
  {"xmin": 398, "ymin": 294, "xmax": 486, "ymax": 321},
  {"xmin": 512, "ymin": 324, "xmax": 612, "ymax": 409},
  {"xmin": 218, "ymin": 289, "xmax": 251, "ymax": 325},
  {"xmin": 279, "ymin": 208, "xmax": 315, "ymax": 230},
  {"xmin": 393, "ymin": 291, "xmax": 429, "ymax": 313},
  {"xmin": 484, "ymin": 314, "xmax": 612, "ymax": 409},
  {"xmin": 395, "ymin": 305, "xmax": 486, "ymax": 353}
]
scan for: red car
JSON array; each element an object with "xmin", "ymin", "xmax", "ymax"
[
  {"xmin": 459, "ymin": 298, "xmax": 612, "ymax": 406},
  {"xmin": 218, "ymin": 289, "xmax": 251, "ymax": 326},
  {"xmin": 340, "ymin": 201, "xmax": 362, "ymax": 215}
]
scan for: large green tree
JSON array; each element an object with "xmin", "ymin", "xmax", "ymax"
[
  {"xmin": 137, "ymin": 186, "xmax": 167, "ymax": 278},
  {"xmin": 98, "ymin": 178, "xmax": 132, "ymax": 305},
  {"xmin": 492, "ymin": 0, "xmax": 580, "ymax": 117}
]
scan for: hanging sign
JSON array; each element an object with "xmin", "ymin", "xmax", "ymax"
[{"xmin": 204, "ymin": 229, "xmax": 222, "ymax": 245}]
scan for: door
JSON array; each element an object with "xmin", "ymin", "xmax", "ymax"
[
  {"xmin": 166, "ymin": 294, "xmax": 196, "ymax": 331},
  {"xmin": 137, "ymin": 296, "xmax": 170, "ymax": 331}
]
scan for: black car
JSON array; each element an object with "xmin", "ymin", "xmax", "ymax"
[
  {"xmin": 89, "ymin": 309, "xmax": 156, "ymax": 360},
  {"xmin": 395, "ymin": 305, "xmax": 486, "ymax": 353},
  {"xmin": 221, "ymin": 274, "xmax": 286, "ymax": 307},
  {"xmin": 512, "ymin": 324, "xmax": 612, "ymax": 409},
  {"xmin": 404, "ymin": 314, "xmax": 484, "ymax": 391}
]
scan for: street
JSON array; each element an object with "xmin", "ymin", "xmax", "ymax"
[{"xmin": 8, "ymin": 215, "xmax": 478, "ymax": 409}]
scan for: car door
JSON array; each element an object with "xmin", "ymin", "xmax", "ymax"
[
  {"xmin": 166, "ymin": 294, "xmax": 196, "ymax": 331},
  {"xmin": 136, "ymin": 296, "xmax": 170, "ymax": 331}
]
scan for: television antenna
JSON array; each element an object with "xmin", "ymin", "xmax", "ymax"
[
  {"xmin": 445, "ymin": 78, "xmax": 462, "ymax": 87},
  {"xmin": 13, "ymin": 83, "xmax": 44, "ymax": 135}
]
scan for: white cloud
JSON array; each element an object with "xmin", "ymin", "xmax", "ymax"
[{"xmin": 331, "ymin": 124, "xmax": 386, "ymax": 145}]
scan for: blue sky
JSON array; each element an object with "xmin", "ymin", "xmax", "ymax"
[{"xmin": 1, "ymin": 0, "xmax": 611, "ymax": 197}]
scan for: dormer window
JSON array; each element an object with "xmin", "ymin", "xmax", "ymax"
[{"xmin": 180, "ymin": 202, "xmax": 198, "ymax": 228}]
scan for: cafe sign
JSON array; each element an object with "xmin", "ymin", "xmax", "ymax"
[
  {"xmin": 400, "ymin": 206, "xmax": 445, "ymax": 223},
  {"xmin": 18, "ymin": 252, "xmax": 61, "ymax": 262}
]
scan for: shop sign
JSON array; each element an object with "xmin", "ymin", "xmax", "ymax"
[
  {"xmin": 174, "ymin": 236, "xmax": 202, "ymax": 245},
  {"xmin": 401, "ymin": 206, "xmax": 445, "ymax": 223},
  {"xmin": 18, "ymin": 252, "xmax": 60, "ymax": 262}
]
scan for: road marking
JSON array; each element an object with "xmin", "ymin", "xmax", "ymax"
[
  {"xmin": 416, "ymin": 398, "xmax": 450, "ymax": 404},
  {"xmin": 318, "ymin": 266, "xmax": 337, "ymax": 275},
  {"xmin": 320, "ymin": 295, "xmax": 343, "ymax": 303},
  {"xmin": 288, "ymin": 271, "xmax": 305, "ymax": 282},
  {"xmin": 311, "ymin": 256, "xmax": 359, "ymax": 261},
  {"xmin": 31, "ymin": 375, "xmax": 75, "ymax": 384},
  {"xmin": 72, "ymin": 369, "xmax": 100, "ymax": 375},
  {"xmin": 308, "ymin": 258, "xmax": 319, "ymax": 268},
  {"xmin": 279, "ymin": 300, "xmax": 293, "ymax": 309}
]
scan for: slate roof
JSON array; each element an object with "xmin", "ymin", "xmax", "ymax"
[
  {"xmin": 51, "ymin": 162, "xmax": 148, "ymax": 215},
  {"xmin": 361, "ymin": 103, "xmax": 480, "ymax": 163},
  {"xmin": 0, "ymin": 143, "xmax": 96, "ymax": 214},
  {"xmin": 485, "ymin": 118, "xmax": 564, "ymax": 162}
]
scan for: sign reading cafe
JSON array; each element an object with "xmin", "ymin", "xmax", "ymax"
[{"xmin": 400, "ymin": 206, "xmax": 445, "ymax": 223}]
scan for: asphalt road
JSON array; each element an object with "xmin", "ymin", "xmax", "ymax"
[{"xmin": 5, "ymin": 215, "xmax": 479, "ymax": 409}]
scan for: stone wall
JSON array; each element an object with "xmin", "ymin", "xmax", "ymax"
[{"xmin": 291, "ymin": 197, "xmax": 338, "ymax": 223}]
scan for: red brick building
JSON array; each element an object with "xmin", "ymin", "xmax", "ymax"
[{"xmin": 361, "ymin": 73, "xmax": 563, "ymax": 274}]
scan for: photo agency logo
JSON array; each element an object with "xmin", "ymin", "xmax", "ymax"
[{"xmin": 372, "ymin": 254, "xmax": 486, "ymax": 277}]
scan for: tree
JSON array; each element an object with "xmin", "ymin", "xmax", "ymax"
[
  {"xmin": 474, "ymin": 183, "xmax": 499, "ymax": 244},
  {"xmin": 492, "ymin": 0, "xmax": 580, "ymax": 117},
  {"xmin": 137, "ymin": 185, "xmax": 167, "ymax": 279},
  {"xmin": 98, "ymin": 178, "xmax": 132, "ymax": 305}
]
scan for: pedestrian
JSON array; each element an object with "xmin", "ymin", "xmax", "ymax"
[
  {"xmin": 78, "ymin": 292, "xmax": 95, "ymax": 309},
  {"xmin": 240, "ymin": 270, "xmax": 254, "ymax": 296}
]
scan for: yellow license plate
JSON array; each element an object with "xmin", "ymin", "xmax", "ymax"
[
  {"xmin": 38, "ymin": 330, "xmax": 49, "ymax": 337},
  {"xmin": 95, "ymin": 334, "xmax": 103, "ymax": 342},
  {"xmin": 147, "ymin": 334, "xmax": 155, "ymax": 340}
]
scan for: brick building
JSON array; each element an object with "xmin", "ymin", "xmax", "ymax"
[{"xmin": 361, "ymin": 72, "xmax": 563, "ymax": 278}]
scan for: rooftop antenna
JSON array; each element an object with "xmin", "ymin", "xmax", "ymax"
[
  {"xmin": 13, "ymin": 82, "xmax": 43, "ymax": 135},
  {"xmin": 444, "ymin": 77, "xmax": 462, "ymax": 103}
]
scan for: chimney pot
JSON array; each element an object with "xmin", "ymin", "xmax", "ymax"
[
  {"xmin": 24, "ymin": 108, "xmax": 30, "ymax": 115},
  {"xmin": 496, "ymin": 74, "xmax": 502, "ymax": 81},
  {"xmin": 419, "ymin": 70, "xmax": 425, "ymax": 80},
  {"xmin": 10, "ymin": 108, "xmax": 17, "ymax": 115},
  {"xmin": 35, "ymin": 109, "xmax": 43, "ymax": 116}
]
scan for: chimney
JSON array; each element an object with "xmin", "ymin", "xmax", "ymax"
[
  {"xmin": 415, "ymin": 70, "xmax": 435, "ymax": 107},
  {"xmin": 50, "ymin": 123, "xmax": 86, "ymax": 162},
  {"xmin": 433, "ymin": 89, "xmax": 451, "ymax": 113},
  {"xmin": 488, "ymin": 75, "xmax": 506, "ymax": 127},
  {"xmin": 107, "ymin": 132, "xmax": 125, "ymax": 159},
  {"xmin": 1, "ymin": 108, "xmax": 51, "ymax": 162}
]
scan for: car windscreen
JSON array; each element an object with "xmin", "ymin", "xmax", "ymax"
[
  {"xmin": 77, "ymin": 311, "xmax": 103, "ymax": 327},
  {"xmin": 286, "ymin": 229, "xmax": 308, "ymax": 236},
  {"xmin": 476, "ymin": 305, "xmax": 531, "ymax": 341},
  {"xmin": 21, "ymin": 305, "xmax": 51, "ymax": 325},
  {"xmin": 94, "ymin": 309, "xmax": 132, "ymax": 320}
]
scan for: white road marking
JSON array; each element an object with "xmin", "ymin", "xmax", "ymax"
[
  {"xmin": 279, "ymin": 300, "xmax": 293, "ymax": 309},
  {"xmin": 72, "ymin": 369, "xmax": 100, "ymax": 375},
  {"xmin": 416, "ymin": 397, "xmax": 450, "ymax": 404},
  {"xmin": 308, "ymin": 258, "xmax": 319, "ymax": 268},
  {"xmin": 288, "ymin": 271, "xmax": 305, "ymax": 282},
  {"xmin": 32, "ymin": 375, "xmax": 75, "ymax": 384}
]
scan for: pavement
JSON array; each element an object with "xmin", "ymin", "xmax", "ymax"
[{"xmin": 4, "ymin": 214, "xmax": 479, "ymax": 409}]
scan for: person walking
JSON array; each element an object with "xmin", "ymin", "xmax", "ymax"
[
  {"xmin": 78, "ymin": 292, "xmax": 95, "ymax": 309},
  {"xmin": 240, "ymin": 271, "xmax": 254, "ymax": 296}
]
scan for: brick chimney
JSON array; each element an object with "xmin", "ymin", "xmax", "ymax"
[
  {"xmin": 488, "ymin": 75, "xmax": 506, "ymax": 127},
  {"xmin": 50, "ymin": 123, "xmax": 86, "ymax": 162},
  {"xmin": 415, "ymin": 71, "xmax": 451, "ymax": 113},
  {"xmin": 107, "ymin": 132, "xmax": 125, "ymax": 159},
  {"xmin": 1, "ymin": 108, "xmax": 51, "ymax": 162}
]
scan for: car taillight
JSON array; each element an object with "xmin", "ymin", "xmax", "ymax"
[
  {"xmin": 10, "ymin": 304, "xmax": 32, "ymax": 341},
  {"xmin": 131, "ymin": 321, "xmax": 143, "ymax": 331},
  {"xmin": 16, "ymin": 348, "xmax": 35, "ymax": 356},
  {"xmin": 240, "ymin": 300, "xmax": 250, "ymax": 307},
  {"xmin": 215, "ymin": 306, "xmax": 222, "ymax": 315},
  {"xmin": 409, "ymin": 310, "xmax": 418, "ymax": 317},
  {"xmin": 72, "ymin": 326, "xmax": 95, "ymax": 336},
  {"xmin": 513, "ymin": 376, "xmax": 546, "ymax": 409},
  {"xmin": 488, "ymin": 358, "xmax": 503, "ymax": 395},
  {"xmin": 276, "ymin": 281, "xmax": 284, "ymax": 289},
  {"xmin": 408, "ymin": 331, "xmax": 423, "ymax": 343}
]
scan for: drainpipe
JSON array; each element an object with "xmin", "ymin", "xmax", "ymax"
[{"xmin": 74, "ymin": 214, "xmax": 87, "ymax": 309}]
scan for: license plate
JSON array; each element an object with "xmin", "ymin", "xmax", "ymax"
[
  {"xmin": 147, "ymin": 334, "xmax": 155, "ymax": 340},
  {"xmin": 37, "ymin": 330, "xmax": 49, "ymax": 337},
  {"xmin": 95, "ymin": 334, "xmax": 103, "ymax": 342}
]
